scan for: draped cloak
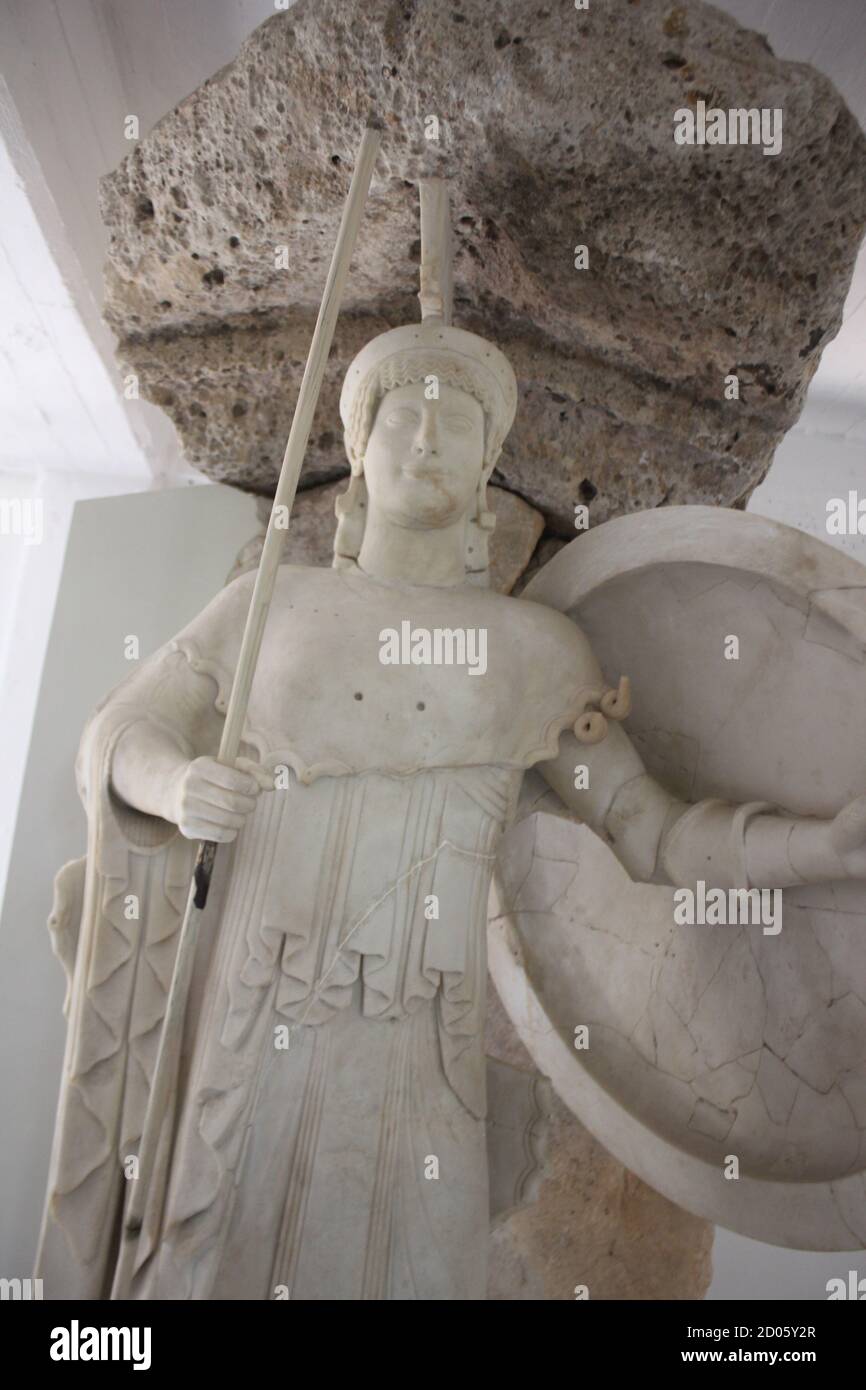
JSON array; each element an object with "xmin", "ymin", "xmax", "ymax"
[{"xmin": 36, "ymin": 564, "xmax": 596, "ymax": 1300}]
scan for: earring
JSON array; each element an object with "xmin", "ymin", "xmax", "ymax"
[
  {"xmin": 465, "ymin": 479, "xmax": 496, "ymax": 575},
  {"xmin": 333, "ymin": 473, "xmax": 367, "ymax": 565}
]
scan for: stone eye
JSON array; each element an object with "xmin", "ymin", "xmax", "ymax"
[{"xmin": 386, "ymin": 408, "xmax": 419, "ymax": 427}]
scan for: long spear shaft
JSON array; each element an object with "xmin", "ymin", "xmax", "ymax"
[{"xmin": 112, "ymin": 124, "xmax": 381, "ymax": 1299}]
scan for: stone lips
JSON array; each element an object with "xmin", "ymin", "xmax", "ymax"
[{"xmin": 101, "ymin": 0, "xmax": 866, "ymax": 530}]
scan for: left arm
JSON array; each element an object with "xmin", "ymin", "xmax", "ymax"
[{"xmin": 537, "ymin": 719, "xmax": 866, "ymax": 890}]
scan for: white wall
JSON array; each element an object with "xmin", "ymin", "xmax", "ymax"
[
  {"xmin": 749, "ymin": 428, "xmax": 866, "ymax": 561},
  {"xmin": 0, "ymin": 470, "xmax": 161, "ymax": 906},
  {"xmin": 0, "ymin": 482, "xmax": 256, "ymax": 1279}
]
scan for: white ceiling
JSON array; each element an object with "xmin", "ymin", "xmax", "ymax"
[
  {"xmin": 0, "ymin": 0, "xmax": 278, "ymax": 474},
  {"xmin": 0, "ymin": 0, "xmax": 864, "ymax": 472}
]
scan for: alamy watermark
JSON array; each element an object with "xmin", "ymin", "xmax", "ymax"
[
  {"xmin": 50, "ymin": 1320, "xmax": 151, "ymax": 1370},
  {"xmin": 674, "ymin": 880, "xmax": 782, "ymax": 935},
  {"xmin": 0, "ymin": 1276, "xmax": 43, "ymax": 1299},
  {"xmin": 0, "ymin": 497, "xmax": 43, "ymax": 546},
  {"xmin": 674, "ymin": 101, "xmax": 783, "ymax": 157},
  {"xmin": 826, "ymin": 491, "xmax": 866, "ymax": 536},
  {"xmin": 826, "ymin": 1270, "xmax": 865, "ymax": 1299},
  {"xmin": 379, "ymin": 622, "xmax": 487, "ymax": 676}
]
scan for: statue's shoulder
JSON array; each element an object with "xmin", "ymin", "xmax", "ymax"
[
  {"xmin": 168, "ymin": 564, "xmax": 341, "ymax": 697},
  {"xmin": 478, "ymin": 587, "xmax": 603, "ymax": 682},
  {"xmin": 215, "ymin": 563, "xmax": 337, "ymax": 617}
]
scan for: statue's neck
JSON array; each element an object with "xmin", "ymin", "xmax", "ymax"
[{"xmin": 357, "ymin": 506, "xmax": 468, "ymax": 588}]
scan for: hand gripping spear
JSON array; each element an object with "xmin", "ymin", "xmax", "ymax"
[{"xmin": 111, "ymin": 124, "xmax": 381, "ymax": 1299}]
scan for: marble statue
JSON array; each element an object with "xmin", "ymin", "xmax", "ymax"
[{"xmin": 36, "ymin": 192, "xmax": 866, "ymax": 1301}]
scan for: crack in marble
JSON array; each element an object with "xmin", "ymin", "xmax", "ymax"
[
  {"xmin": 835, "ymin": 1082, "xmax": 862, "ymax": 1138},
  {"xmin": 295, "ymin": 836, "xmax": 498, "ymax": 1027},
  {"xmin": 685, "ymin": 1097, "xmax": 738, "ymax": 1143},
  {"xmin": 828, "ymin": 1184, "xmax": 866, "ymax": 1246},
  {"xmin": 683, "ymin": 932, "xmax": 741, "ymax": 1027},
  {"xmin": 756, "ymin": 1061, "xmax": 799, "ymax": 1129},
  {"xmin": 503, "ymin": 816, "xmax": 541, "ymax": 913}
]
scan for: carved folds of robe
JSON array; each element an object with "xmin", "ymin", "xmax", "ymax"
[{"xmin": 37, "ymin": 565, "xmax": 592, "ymax": 1300}]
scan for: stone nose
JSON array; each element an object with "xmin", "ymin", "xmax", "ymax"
[{"xmin": 413, "ymin": 409, "xmax": 440, "ymax": 456}]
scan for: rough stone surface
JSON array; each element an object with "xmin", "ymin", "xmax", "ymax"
[
  {"xmin": 512, "ymin": 535, "xmax": 566, "ymax": 596},
  {"xmin": 101, "ymin": 0, "xmax": 866, "ymax": 532},
  {"xmin": 227, "ymin": 480, "xmax": 545, "ymax": 593},
  {"xmin": 485, "ymin": 982, "xmax": 714, "ymax": 1301}
]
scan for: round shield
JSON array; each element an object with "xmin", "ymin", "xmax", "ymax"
[{"xmin": 489, "ymin": 506, "xmax": 866, "ymax": 1249}]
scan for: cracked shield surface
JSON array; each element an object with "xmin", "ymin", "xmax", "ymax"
[{"xmin": 489, "ymin": 506, "xmax": 866, "ymax": 1249}]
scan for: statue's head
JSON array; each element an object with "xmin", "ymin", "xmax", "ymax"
[{"xmin": 335, "ymin": 322, "xmax": 518, "ymax": 579}]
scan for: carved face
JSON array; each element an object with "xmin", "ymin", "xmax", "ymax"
[{"xmin": 362, "ymin": 382, "xmax": 485, "ymax": 530}]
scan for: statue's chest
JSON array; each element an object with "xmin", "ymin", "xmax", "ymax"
[{"xmin": 240, "ymin": 583, "xmax": 517, "ymax": 780}]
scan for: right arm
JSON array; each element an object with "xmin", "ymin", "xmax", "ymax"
[
  {"xmin": 111, "ymin": 722, "xmax": 268, "ymax": 843},
  {"xmin": 108, "ymin": 648, "xmax": 269, "ymax": 843}
]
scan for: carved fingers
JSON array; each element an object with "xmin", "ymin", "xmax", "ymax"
[
  {"xmin": 235, "ymin": 756, "xmax": 275, "ymax": 791},
  {"xmin": 172, "ymin": 755, "xmax": 270, "ymax": 842}
]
